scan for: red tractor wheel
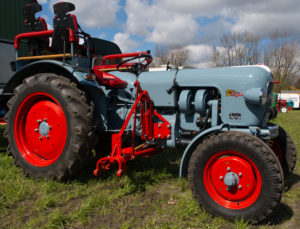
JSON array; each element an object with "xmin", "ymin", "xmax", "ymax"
[
  {"xmin": 188, "ymin": 132, "xmax": 283, "ymax": 223},
  {"xmin": 5, "ymin": 74, "xmax": 95, "ymax": 180}
]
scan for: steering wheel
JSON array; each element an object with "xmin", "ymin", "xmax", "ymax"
[{"xmin": 117, "ymin": 52, "xmax": 153, "ymax": 74}]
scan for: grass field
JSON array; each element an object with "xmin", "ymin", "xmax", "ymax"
[{"xmin": 0, "ymin": 111, "xmax": 299, "ymax": 229}]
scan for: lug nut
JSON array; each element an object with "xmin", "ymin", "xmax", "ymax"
[
  {"xmin": 219, "ymin": 176, "xmax": 223, "ymax": 181},
  {"xmin": 39, "ymin": 136, "xmax": 42, "ymax": 140},
  {"xmin": 158, "ymin": 134, "xmax": 161, "ymax": 138},
  {"xmin": 227, "ymin": 167, "xmax": 230, "ymax": 172},
  {"xmin": 34, "ymin": 129, "xmax": 38, "ymax": 133},
  {"xmin": 226, "ymin": 187, "xmax": 230, "ymax": 191},
  {"xmin": 158, "ymin": 124, "xmax": 161, "ymax": 128},
  {"xmin": 167, "ymin": 135, "xmax": 171, "ymax": 139},
  {"xmin": 238, "ymin": 185, "xmax": 242, "ymax": 190},
  {"xmin": 37, "ymin": 120, "xmax": 41, "ymax": 123},
  {"xmin": 46, "ymin": 135, "xmax": 50, "ymax": 139},
  {"xmin": 239, "ymin": 172, "xmax": 242, "ymax": 177},
  {"xmin": 44, "ymin": 118, "xmax": 47, "ymax": 122},
  {"xmin": 167, "ymin": 125, "xmax": 171, "ymax": 129}
]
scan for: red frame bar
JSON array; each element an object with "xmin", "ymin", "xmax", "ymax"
[
  {"xmin": 14, "ymin": 30, "xmax": 54, "ymax": 49},
  {"xmin": 14, "ymin": 29, "xmax": 75, "ymax": 49},
  {"xmin": 101, "ymin": 52, "xmax": 150, "ymax": 65}
]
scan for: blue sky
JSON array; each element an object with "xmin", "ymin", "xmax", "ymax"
[{"xmin": 35, "ymin": 0, "xmax": 300, "ymax": 67}]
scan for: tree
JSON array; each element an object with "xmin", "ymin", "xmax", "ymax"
[
  {"xmin": 210, "ymin": 32, "xmax": 300, "ymax": 93},
  {"xmin": 294, "ymin": 76, "xmax": 300, "ymax": 89},
  {"xmin": 154, "ymin": 44, "xmax": 189, "ymax": 67},
  {"xmin": 263, "ymin": 33, "xmax": 299, "ymax": 92},
  {"xmin": 211, "ymin": 32, "xmax": 260, "ymax": 67}
]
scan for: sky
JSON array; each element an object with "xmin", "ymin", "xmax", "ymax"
[{"xmin": 36, "ymin": 0, "xmax": 300, "ymax": 67}]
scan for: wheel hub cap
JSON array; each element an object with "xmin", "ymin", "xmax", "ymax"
[
  {"xmin": 39, "ymin": 121, "xmax": 50, "ymax": 136},
  {"xmin": 224, "ymin": 172, "xmax": 239, "ymax": 187}
]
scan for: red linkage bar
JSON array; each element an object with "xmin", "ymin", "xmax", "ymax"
[{"xmin": 93, "ymin": 81, "xmax": 171, "ymax": 177}]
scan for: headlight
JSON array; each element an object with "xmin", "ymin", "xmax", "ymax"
[{"xmin": 244, "ymin": 87, "xmax": 267, "ymax": 105}]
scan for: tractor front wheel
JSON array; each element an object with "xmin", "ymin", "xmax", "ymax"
[
  {"xmin": 188, "ymin": 132, "xmax": 283, "ymax": 223},
  {"xmin": 5, "ymin": 74, "xmax": 95, "ymax": 180}
]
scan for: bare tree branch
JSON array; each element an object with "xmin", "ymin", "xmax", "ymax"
[
  {"xmin": 154, "ymin": 44, "xmax": 189, "ymax": 67},
  {"xmin": 264, "ymin": 33, "xmax": 299, "ymax": 92},
  {"xmin": 211, "ymin": 32, "xmax": 260, "ymax": 67}
]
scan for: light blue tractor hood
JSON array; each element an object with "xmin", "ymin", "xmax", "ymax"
[{"xmin": 112, "ymin": 65, "xmax": 273, "ymax": 127}]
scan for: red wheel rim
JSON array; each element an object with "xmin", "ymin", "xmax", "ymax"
[
  {"xmin": 203, "ymin": 150, "xmax": 262, "ymax": 209},
  {"xmin": 14, "ymin": 92, "xmax": 67, "ymax": 167}
]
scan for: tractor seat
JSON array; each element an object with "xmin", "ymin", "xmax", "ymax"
[
  {"xmin": 94, "ymin": 70, "xmax": 128, "ymax": 89},
  {"xmin": 23, "ymin": 2, "xmax": 49, "ymax": 55},
  {"xmin": 52, "ymin": 2, "xmax": 79, "ymax": 52}
]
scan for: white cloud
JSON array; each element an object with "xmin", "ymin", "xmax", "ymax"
[
  {"xmin": 113, "ymin": 33, "xmax": 139, "ymax": 53},
  {"xmin": 122, "ymin": 0, "xmax": 300, "ymax": 67},
  {"xmin": 124, "ymin": 0, "xmax": 300, "ymax": 43},
  {"xmin": 49, "ymin": 0, "xmax": 120, "ymax": 29},
  {"xmin": 232, "ymin": 13, "xmax": 300, "ymax": 37},
  {"xmin": 98, "ymin": 33, "xmax": 107, "ymax": 39},
  {"xmin": 46, "ymin": 23, "xmax": 53, "ymax": 30},
  {"xmin": 148, "ymin": 15, "xmax": 199, "ymax": 45},
  {"xmin": 186, "ymin": 44, "xmax": 213, "ymax": 68},
  {"xmin": 125, "ymin": 0, "xmax": 200, "ymax": 45},
  {"xmin": 45, "ymin": 0, "xmax": 300, "ymax": 69},
  {"xmin": 39, "ymin": 0, "xmax": 48, "ymax": 4}
]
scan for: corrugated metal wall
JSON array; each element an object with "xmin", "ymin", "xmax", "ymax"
[{"xmin": 0, "ymin": 0, "xmax": 31, "ymax": 41}]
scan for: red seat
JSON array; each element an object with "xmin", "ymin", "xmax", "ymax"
[
  {"xmin": 52, "ymin": 2, "xmax": 79, "ymax": 51},
  {"xmin": 23, "ymin": 2, "xmax": 49, "ymax": 55}
]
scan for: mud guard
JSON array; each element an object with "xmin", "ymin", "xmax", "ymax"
[
  {"xmin": 179, "ymin": 125, "xmax": 225, "ymax": 177},
  {"xmin": 3, "ymin": 60, "xmax": 107, "ymax": 129},
  {"xmin": 3, "ymin": 60, "xmax": 99, "ymax": 93}
]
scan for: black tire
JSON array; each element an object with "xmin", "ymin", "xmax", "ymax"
[
  {"xmin": 269, "ymin": 107, "xmax": 278, "ymax": 120},
  {"xmin": 273, "ymin": 108, "xmax": 278, "ymax": 119},
  {"xmin": 4, "ymin": 73, "xmax": 95, "ymax": 180},
  {"xmin": 188, "ymin": 131, "xmax": 283, "ymax": 223},
  {"xmin": 270, "ymin": 126, "xmax": 297, "ymax": 178}
]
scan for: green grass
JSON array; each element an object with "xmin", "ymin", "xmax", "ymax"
[{"xmin": 0, "ymin": 111, "xmax": 299, "ymax": 228}]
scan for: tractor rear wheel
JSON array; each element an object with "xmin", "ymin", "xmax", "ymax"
[
  {"xmin": 270, "ymin": 125, "xmax": 297, "ymax": 178},
  {"xmin": 5, "ymin": 73, "xmax": 95, "ymax": 180},
  {"xmin": 269, "ymin": 107, "xmax": 278, "ymax": 120},
  {"xmin": 188, "ymin": 131, "xmax": 283, "ymax": 223}
]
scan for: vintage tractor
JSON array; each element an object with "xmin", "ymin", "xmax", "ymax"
[
  {"xmin": 1, "ymin": 1, "xmax": 297, "ymax": 223},
  {"xmin": 277, "ymin": 99, "xmax": 288, "ymax": 113}
]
